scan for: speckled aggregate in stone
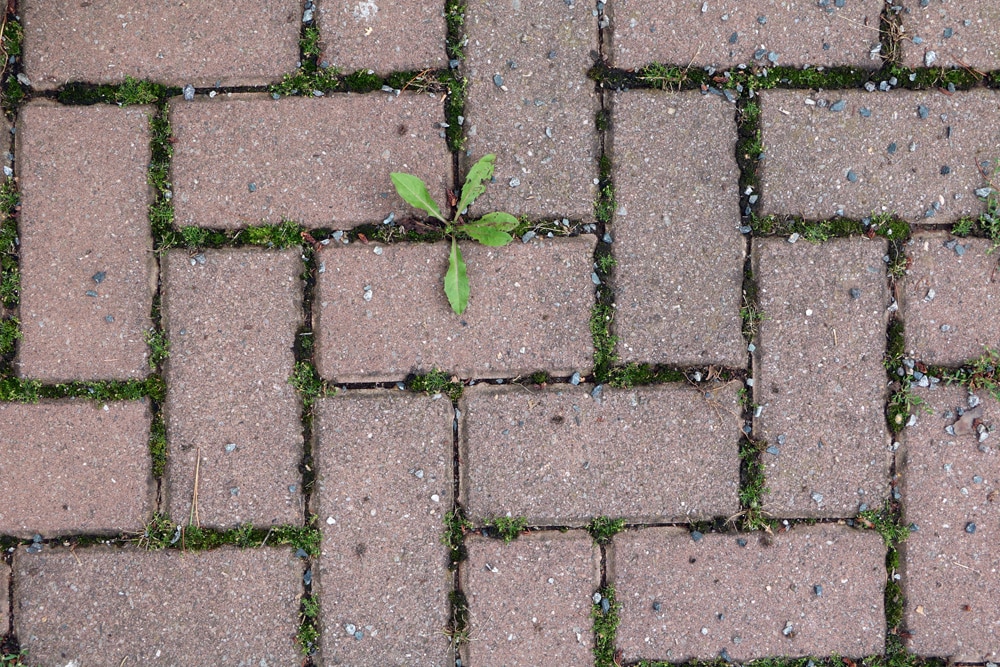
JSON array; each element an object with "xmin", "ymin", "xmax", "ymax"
[
  {"xmin": 759, "ymin": 89, "xmax": 1000, "ymax": 223},
  {"xmin": 901, "ymin": 386, "xmax": 1000, "ymax": 662},
  {"xmin": 753, "ymin": 238, "xmax": 891, "ymax": 517},
  {"xmin": 16, "ymin": 102, "xmax": 155, "ymax": 382},
  {"xmin": 163, "ymin": 249, "xmax": 303, "ymax": 529},
  {"xmin": 610, "ymin": 0, "xmax": 884, "ymax": 70},
  {"xmin": 611, "ymin": 90, "xmax": 745, "ymax": 367},
  {"xmin": 314, "ymin": 237, "xmax": 596, "ymax": 382},
  {"xmin": 900, "ymin": 0, "xmax": 1000, "ymax": 71},
  {"xmin": 461, "ymin": 382, "xmax": 741, "ymax": 525},
  {"xmin": 461, "ymin": 0, "xmax": 600, "ymax": 221},
  {"xmin": 0, "ymin": 401, "xmax": 152, "ymax": 538},
  {"xmin": 171, "ymin": 93, "xmax": 451, "ymax": 228},
  {"xmin": 314, "ymin": 392, "xmax": 453, "ymax": 665},
  {"xmin": 13, "ymin": 546, "xmax": 301, "ymax": 665},
  {"xmin": 0, "ymin": 560, "xmax": 9, "ymax": 631},
  {"xmin": 463, "ymin": 532, "xmax": 599, "ymax": 667},
  {"xmin": 21, "ymin": 0, "xmax": 300, "ymax": 89},
  {"xmin": 901, "ymin": 232, "xmax": 1000, "ymax": 366},
  {"xmin": 612, "ymin": 526, "xmax": 886, "ymax": 662}
]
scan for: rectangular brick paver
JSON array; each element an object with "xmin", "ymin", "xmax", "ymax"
[
  {"xmin": 759, "ymin": 89, "xmax": 1000, "ymax": 223},
  {"xmin": 0, "ymin": 401, "xmax": 152, "ymax": 538},
  {"xmin": 901, "ymin": 386, "xmax": 1000, "ymax": 661},
  {"xmin": 901, "ymin": 231, "xmax": 1000, "ymax": 366},
  {"xmin": 900, "ymin": 0, "xmax": 1000, "ymax": 72},
  {"xmin": 163, "ymin": 249, "xmax": 304, "ymax": 529},
  {"xmin": 463, "ymin": 532, "xmax": 600, "ymax": 667},
  {"xmin": 13, "ymin": 545, "xmax": 302, "ymax": 665},
  {"xmin": 22, "ymin": 0, "xmax": 300, "ymax": 89},
  {"xmin": 461, "ymin": 0, "xmax": 600, "ymax": 221},
  {"xmin": 315, "ymin": 237, "xmax": 596, "ymax": 382},
  {"xmin": 753, "ymin": 237, "xmax": 891, "ymax": 518},
  {"xmin": 171, "ymin": 93, "xmax": 451, "ymax": 229},
  {"xmin": 611, "ymin": 90, "xmax": 746, "ymax": 367},
  {"xmin": 314, "ymin": 391, "xmax": 454, "ymax": 665},
  {"xmin": 16, "ymin": 102, "xmax": 154, "ymax": 382},
  {"xmin": 1, "ymin": 560, "xmax": 8, "ymax": 632},
  {"xmin": 461, "ymin": 382, "xmax": 741, "ymax": 525},
  {"xmin": 612, "ymin": 526, "xmax": 886, "ymax": 663}
]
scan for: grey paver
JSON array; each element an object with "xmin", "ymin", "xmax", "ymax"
[
  {"xmin": 317, "ymin": 0, "xmax": 446, "ymax": 73},
  {"xmin": 901, "ymin": 232, "xmax": 1000, "ymax": 366},
  {"xmin": 461, "ymin": 0, "xmax": 600, "ymax": 221},
  {"xmin": 610, "ymin": 0, "xmax": 884, "ymax": 70},
  {"xmin": 901, "ymin": 385, "xmax": 1000, "ymax": 661},
  {"xmin": 0, "ymin": 401, "xmax": 152, "ymax": 538},
  {"xmin": 463, "ymin": 532, "xmax": 600, "ymax": 667},
  {"xmin": 1, "ymin": 560, "xmax": 8, "ymax": 631},
  {"xmin": 753, "ymin": 237, "xmax": 891, "ymax": 517},
  {"xmin": 314, "ymin": 236, "xmax": 596, "ymax": 382},
  {"xmin": 900, "ymin": 0, "xmax": 1000, "ymax": 72},
  {"xmin": 461, "ymin": 382, "xmax": 741, "ymax": 525},
  {"xmin": 22, "ymin": 0, "xmax": 300, "ymax": 89},
  {"xmin": 612, "ymin": 526, "xmax": 886, "ymax": 662},
  {"xmin": 163, "ymin": 249, "xmax": 303, "ymax": 529},
  {"xmin": 171, "ymin": 93, "xmax": 451, "ymax": 229},
  {"xmin": 13, "ymin": 545, "xmax": 301, "ymax": 665},
  {"xmin": 759, "ymin": 89, "xmax": 1000, "ymax": 223},
  {"xmin": 314, "ymin": 391, "xmax": 453, "ymax": 665},
  {"xmin": 16, "ymin": 102, "xmax": 154, "ymax": 382},
  {"xmin": 611, "ymin": 90, "xmax": 745, "ymax": 367}
]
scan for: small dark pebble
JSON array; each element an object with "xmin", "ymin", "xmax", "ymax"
[
  {"xmin": 736, "ymin": 538, "xmax": 747, "ymax": 548},
  {"xmin": 652, "ymin": 601, "xmax": 662, "ymax": 612},
  {"xmin": 295, "ymin": 548, "xmax": 309, "ymax": 559},
  {"xmin": 105, "ymin": 315, "xmax": 114, "ymax": 323},
  {"xmin": 940, "ymin": 165, "xmax": 951, "ymax": 175},
  {"xmin": 754, "ymin": 48, "xmax": 767, "ymax": 59},
  {"xmin": 720, "ymin": 649, "xmax": 733, "ymax": 663},
  {"xmin": 830, "ymin": 100, "xmax": 846, "ymax": 112},
  {"xmin": 846, "ymin": 170, "xmax": 858, "ymax": 182},
  {"xmin": 493, "ymin": 74, "xmax": 504, "ymax": 88},
  {"xmin": 354, "ymin": 630, "xmax": 364, "ymax": 640},
  {"xmin": 92, "ymin": 271, "xmax": 106, "ymax": 284},
  {"xmin": 849, "ymin": 288, "xmax": 861, "ymax": 299},
  {"xmin": 729, "ymin": 32, "xmax": 738, "ymax": 44},
  {"xmin": 691, "ymin": 530, "xmax": 704, "ymax": 542},
  {"xmin": 766, "ymin": 445, "xmax": 780, "ymax": 456},
  {"xmin": 943, "ymin": 27, "xmax": 953, "ymax": 38},
  {"xmin": 757, "ymin": 15, "xmax": 767, "ymax": 24},
  {"xmin": 887, "ymin": 142, "xmax": 897, "ymax": 154},
  {"xmin": 601, "ymin": 597, "xmax": 610, "ymax": 614},
  {"xmin": 858, "ymin": 107, "xmax": 871, "ymax": 117},
  {"xmin": 814, "ymin": 584, "xmax": 823, "ymax": 596},
  {"xmin": 917, "ymin": 105, "xmax": 929, "ymax": 119},
  {"xmin": 965, "ymin": 522, "xmax": 976, "ymax": 534},
  {"xmin": 449, "ymin": 59, "xmax": 460, "ymax": 69},
  {"xmin": 85, "ymin": 290, "xmax": 98, "ymax": 297},
  {"xmin": 303, "ymin": 569, "xmax": 313, "ymax": 585}
]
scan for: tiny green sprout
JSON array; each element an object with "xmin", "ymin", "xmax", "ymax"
[{"xmin": 390, "ymin": 154, "xmax": 517, "ymax": 314}]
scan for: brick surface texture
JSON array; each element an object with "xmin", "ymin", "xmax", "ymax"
[
  {"xmin": 0, "ymin": 560, "xmax": 8, "ymax": 632},
  {"xmin": 900, "ymin": 0, "xmax": 1000, "ymax": 71},
  {"xmin": 314, "ymin": 391, "xmax": 454, "ymax": 665},
  {"xmin": 163, "ymin": 249, "xmax": 303, "ymax": 529},
  {"xmin": 16, "ymin": 102, "xmax": 155, "ymax": 382},
  {"xmin": 612, "ymin": 526, "xmax": 887, "ymax": 662}
]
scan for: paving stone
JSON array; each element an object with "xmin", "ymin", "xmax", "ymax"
[
  {"xmin": 901, "ymin": 385, "xmax": 1000, "ymax": 661},
  {"xmin": 461, "ymin": 382, "xmax": 741, "ymax": 525},
  {"xmin": 461, "ymin": 0, "xmax": 600, "ymax": 221},
  {"xmin": 0, "ymin": 560, "xmax": 8, "ymax": 632},
  {"xmin": 171, "ymin": 93, "xmax": 451, "ymax": 229},
  {"xmin": 759, "ymin": 89, "xmax": 1000, "ymax": 223},
  {"xmin": 314, "ymin": 236, "xmax": 596, "ymax": 382},
  {"xmin": 314, "ymin": 391, "xmax": 453, "ymax": 665},
  {"xmin": 163, "ymin": 249, "xmax": 303, "ymax": 529},
  {"xmin": 0, "ymin": 401, "xmax": 152, "ymax": 538},
  {"xmin": 753, "ymin": 237, "xmax": 891, "ymax": 517},
  {"xmin": 316, "ymin": 0, "xmax": 446, "ymax": 73},
  {"xmin": 610, "ymin": 0, "xmax": 883, "ymax": 70},
  {"xmin": 611, "ymin": 90, "xmax": 745, "ymax": 367},
  {"xmin": 612, "ymin": 525, "xmax": 886, "ymax": 662},
  {"xmin": 901, "ymin": 231, "xmax": 1000, "ymax": 366},
  {"xmin": 463, "ymin": 532, "xmax": 600, "ymax": 667},
  {"xmin": 900, "ymin": 0, "xmax": 1000, "ymax": 72},
  {"xmin": 16, "ymin": 102, "xmax": 155, "ymax": 382},
  {"xmin": 13, "ymin": 545, "xmax": 301, "ymax": 664},
  {"xmin": 21, "ymin": 0, "xmax": 300, "ymax": 89}
]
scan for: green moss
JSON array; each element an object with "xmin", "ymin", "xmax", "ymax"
[
  {"xmin": 442, "ymin": 509, "xmax": 473, "ymax": 568},
  {"xmin": 444, "ymin": 590, "xmax": 471, "ymax": 651},
  {"xmin": 590, "ymin": 299, "xmax": 617, "ymax": 384},
  {"xmin": 594, "ymin": 155, "xmax": 615, "ymax": 224},
  {"xmin": 0, "ymin": 316, "xmax": 19, "ymax": 356},
  {"xmin": 300, "ymin": 26, "xmax": 322, "ymax": 59},
  {"xmin": 739, "ymin": 438, "xmax": 771, "ymax": 531},
  {"xmin": 344, "ymin": 69, "xmax": 383, "ymax": 93},
  {"xmin": 243, "ymin": 220, "xmax": 304, "ymax": 248},
  {"xmin": 56, "ymin": 77, "xmax": 171, "ymax": 106},
  {"xmin": 297, "ymin": 595, "xmax": 320, "ymax": 655},
  {"xmin": 527, "ymin": 370, "xmax": 551, "ymax": 385},
  {"xmin": 606, "ymin": 363, "xmax": 686, "ymax": 388},
  {"xmin": 442, "ymin": 71, "xmax": 467, "ymax": 152},
  {"xmin": 485, "ymin": 516, "xmax": 527, "ymax": 543},
  {"xmin": 587, "ymin": 516, "xmax": 625, "ymax": 545},
  {"xmin": 408, "ymin": 367, "xmax": 463, "ymax": 401},
  {"xmin": 886, "ymin": 63, "xmax": 984, "ymax": 89},
  {"xmin": 759, "ymin": 66, "xmax": 870, "ymax": 90},
  {"xmin": 638, "ymin": 63, "xmax": 689, "ymax": 90},
  {"xmin": 138, "ymin": 512, "xmax": 322, "ymax": 554},
  {"xmin": 288, "ymin": 361, "xmax": 333, "ymax": 409},
  {"xmin": 885, "ymin": 319, "xmax": 905, "ymax": 372},
  {"xmin": 592, "ymin": 585, "xmax": 621, "ymax": 667},
  {"xmin": 1, "ymin": 17, "xmax": 23, "ymax": 107},
  {"xmin": 145, "ymin": 327, "xmax": 170, "ymax": 370},
  {"xmin": 0, "ymin": 376, "xmax": 40, "ymax": 402},
  {"xmin": 858, "ymin": 500, "xmax": 910, "ymax": 546},
  {"xmin": 595, "ymin": 109, "xmax": 610, "ymax": 132},
  {"xmin": 0, "ymin": 179, "xmax": 20, "ymax": 308},
  {"xmin": 149, "ymin": 414, "xmax": 168, "ymax": 479}
]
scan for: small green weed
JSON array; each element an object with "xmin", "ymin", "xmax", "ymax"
[
  {"xmin": 297, "ymin": 595, "xmax": 320, "ymax": 655},
  {"xmin": 637, "ymin": 63, "xmax": 688, "ymax": 90},
  {"xmin": 485, "ymin": 516, "xmax": 527, "ymax": 543},
  {"xmin": 145, "ymin": 327, "xmax": 170, "ymax": 370},
  {"xmin": 288, "ymin": 361, "xmax": 333, "ymax": 409},
  {"xmin": 137, "ymin": 513, "xmax": 322, "ymax": 555},
  {"xmin": 887, "ymin": 386, "xmax": 928, "ymax": 434},
  {"xmin": 934, "ymin": 347, "xmax": 1000, "ymax": 401},
  {"xmin": 442, "ymin": 509, "xmax": 474, "ymax": 567},
  {"xmin": 345, "ymin": 68, "xmax": 383, "ymax": 92},
  {"xmin": 0, "ymin": 652, "xmax": 26, "ymax": 667},
  {"xmin": 1, "ymin": 179, "xmax": 20, "ymax": 308},
  {"xmin": 857, "ymin": 500, "xmax": 910, "ymax": 546},
  {"xmin": 301, "ymin": 26, "xmax": 321, "ymax": 58},
  {"xmin": 587, "ymin": 516, "xmax": 625, "ymax": 545},
  {"xmin": 592, "ymin": 585, "xmax": 621, "ymax": 667},
  {"xmin": 0, "ymin": 316, "xmax": 19, "ymax": 355},
  {"xmin": 115, "ymin": 76, "xmax": 163, "ymax": 105},
  {"xmin": 594, "ymin": 155, "xmax": 615, "ymax": 224},
  {"xmin": 444, "ymin": 590, "xmax": 471, "ymax": 651},
  {"xmin": 740, "ymin": 294, "xmax": 766, "ymax": 341},
  {"xmin": 150, "ymin": 415, "xmax": 168, "ymax": 478},
  {"xmin": 242, "ymin": 220, "xmax": 303, "ymax": 248},
  {"xmin": 271, "ymin": 28, "xmax": 341, "ymax": 96},
  {"xmin": 606, "ymin": 362, "xmax": 686, "ymax": 388},
  {"xmin": 739, "ymin": 438, "xmax": 771, "ymax": 531},
  {"xmin": 590, "ymin": 299, "xmax": 617, "ymax": 383},
  {"xmin": 408, "ymin": 367, "xmax": 463, "ymax": 401}
]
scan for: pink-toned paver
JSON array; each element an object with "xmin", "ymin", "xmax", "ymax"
[
  {"xmin": 314, "ymin": 391, "xmax": 454, "ymax": 665},
  {"xmin": 13, "ymin": 545, "xmax": 302, "ymax": 665},
  {"xmin": 900, "ymin": 0, "xmax": 1000, "ymax": 72},
  {"xmin": 612, "ymin": 526, "xmax": 887, "ymax": 662},
  {"xmin": 611, "ymin": 90, "xmax": 745, "ymax": 367},
  {"xmin": 901, "ymin": 385, "xmax": 1000, "ymax": 661},
  {"xmin": 21, "ymin": 0, "xmax": 300, "ymax": 89},
  {"xmin": 16, "ymin": 102, "xmax": 155, "ymax": 382},
  {"xmin": 1, "ymin": 560, "xmax": 8, "ymax": 631},
  {"xmin": 0, "ymin": 401, "xmax": 152, "ymax": 538},
  {"xmin": 759, "ymin": 89, "xmax": 1000, "ymax": 223},
  {"xmin": 171, "ymin": 93, "xmax": 451, "ymax": 229},
  {"xmin": 753, "ymin": 237, "xmax": 891, "ymax": 518},
  {"xmin": 461, "ymin": 0, "xmax": 600, "ymax": 221},
  {"xmin": 461, "ymin": 382, "xmax": 741, "ymax": 525},
  {"xmin": 163, "ymin": 249, "xmax": 303, "ymax": 529},
  {"xmin": 901, "ymin": 232, "xmax": 1000, "ymax": 367},
  {"xmin": 610, "ymin": 0, "xmax": 884, "ymax": 70},
  {"xmin": 315, "ymin": 236, "xmax": 596, "ymax": 382},
  {"xmin": 317, "ymin": 0, "xmax": 447, "ymax": 73},
  {"xmin": 463, "ymin": 532, "xmax": 600, "ymax": 667}
]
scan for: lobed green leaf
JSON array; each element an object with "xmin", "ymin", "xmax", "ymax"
[
  {"xmin": 390, "ymin": 172, "xmax": 446, "ymax": 222},
  {"xmin": 456, "ymin": 154, "xmax": 496, "ymax": 216}
]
